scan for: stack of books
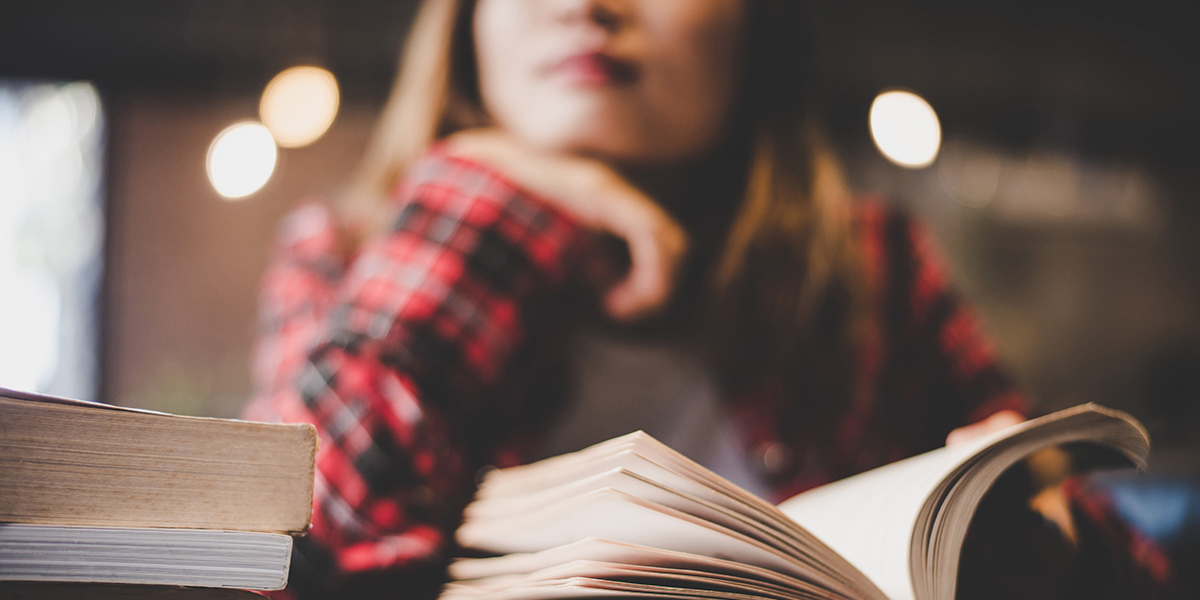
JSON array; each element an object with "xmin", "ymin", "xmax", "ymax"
[{"xmin": 0, "ymin": 387, "xmax": 317, "ymax": 599}]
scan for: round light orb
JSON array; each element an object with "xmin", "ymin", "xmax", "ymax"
[
  {"xmin": 869, "ymin": 90, "xmax": 942, "ymax": 169},
  {"xmin": 260, "ymin": 66, "xmax": 340, "ymax": 148},
  {"xmin": 206, "ymin": 121, "xmax": 277, "ymax": 199}
]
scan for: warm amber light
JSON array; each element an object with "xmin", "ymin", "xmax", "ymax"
[
  {"xmin": 206, "ymin": 121, "xmax": 277, "ymax": 199},
  {"xmin": 259, "ymin": 66, "xmax": 340, "ymax": 148},
  {"xmin": 869, "ymin": 90, "xmax": 942, "ymax": 169}
]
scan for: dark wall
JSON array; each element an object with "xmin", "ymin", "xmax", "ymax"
[{"xmin": 102, "ymin": 92, "xmax": 375, "ymax": 416}]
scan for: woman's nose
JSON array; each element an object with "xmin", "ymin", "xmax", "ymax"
[{"xmin": 550, "ymin": 0, "xmax": 629, "ymax": 32}]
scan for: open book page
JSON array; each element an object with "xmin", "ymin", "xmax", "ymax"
[
  {"xmin": 451, "ymin": 405, "xmax": 1146, "ymax": 600},
  {"xmin": 468, "ymin": 463, "xmax": 867, "ymax": 588},
  {"xmin": 451, "ymin": 538, "xmax": 833, "ymax": 597},
  {"xmin": 469, "ymin": 448, "xmax": 787, "ymax": 532},
  {"xmin": 444, "ymin": 578, "xmax": 792, "ymax": 600},
  {"xmin": 448, "ymin": 560, "xmax": 821, "ymax": 600},
  {"xmin": 776, "ymin": 438, "xmax": 990, "ymax": 600},
  {"xmin": 467, "ymin": 467, "xmax": 813, "ymax": 566},
  {"xmin": 459, "ymin": 487, "xmax": 839, "ymax": 588},
  {"xmin": 458, "ymin": 433, "xmax": 886, "ymax": 598},
  {"xmin": 777, "ymin": 404, "xmax": 1149, "ymax": 600}
]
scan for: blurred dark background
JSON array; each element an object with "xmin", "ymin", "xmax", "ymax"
[{"xmin": 1, "ymin": 0, "xmax": 1197, "ymax": 592}]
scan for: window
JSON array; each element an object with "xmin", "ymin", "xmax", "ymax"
[{"xmin": 0, "ymin": 81, "xmax": 105, "ymax": 400}]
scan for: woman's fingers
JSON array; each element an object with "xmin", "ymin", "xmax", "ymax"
[
  {"xmin": 948, "ymin": 412, "xmax": 1080, "ymax": 549},
  {"xmin": 946, "ymin": 409, "xmax": 1025, "ymax": 446},
  {"xmin": 588, "ymin": 177, "xmax": 689, "ymax": 321},
  {"xmin": 602, "ymin": 207, "xmax": 688, "ymax": 321},
  {"xmin": 442, "ymin": 129, "xmax": 690, "ymax": 321}
]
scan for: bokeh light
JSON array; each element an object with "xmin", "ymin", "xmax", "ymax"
[
  {"xmin": 206, "ymin": 121, "xmax": 277, "ymax": 199},
  {"xmin": 259, "ymin": 66, "xmax": 339, "ymax": 148},
  {"xmin": 869, "ymin": 90, "xmax": 942, "ymax": 169}
]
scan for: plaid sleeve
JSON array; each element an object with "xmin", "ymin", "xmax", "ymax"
[
  {"xmin": 876, "ymin": 209, "xmax": 1029, "ymax": 450},
  {"xmin": 247, "ymin": 153, "xmax": 582, "ymax": 598},
  {"xmin": 248, "ymin": 202, "xmax": 348, "ymax": 398},
  {"xmin": 895, "ymin": 214, "xmax": 1173, "ymax": 593}
]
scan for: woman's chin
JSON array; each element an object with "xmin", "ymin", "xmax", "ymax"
[
  {"xmin": 501, "ymin": 101, "xmax": 710, "ymax": 164},
  {"xmin": 520, "ymin": 131, "xmax": 699, "ymax": 166}
]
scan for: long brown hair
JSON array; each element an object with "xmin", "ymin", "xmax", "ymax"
[{"xmin": 345, "ymin": 0, "xmax": 870, "ymax": 419}]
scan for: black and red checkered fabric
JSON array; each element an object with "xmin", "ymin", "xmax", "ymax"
[{"xmin": 243, "ymin": 150, "xmax": 1166, "ymax": 598}]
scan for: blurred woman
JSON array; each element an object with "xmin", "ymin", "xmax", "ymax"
[{"xmin": 244, "ymin": 0, "xmax": 1167, "ymax": 598}]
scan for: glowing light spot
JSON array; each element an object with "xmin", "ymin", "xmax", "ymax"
[
  {"xmin": 259, "ymin": 66, "xmax": 340, "ymax": 148},
  {"xmin": 21, "ymin": 89, "xmax": 75, "ymax": 171},
  {"xmin": 206, "ymin": 121, "xmax": 277, "ymax": 199},
  {"xmin": 869, "ymin": 90, "xmax": 942, "ymax": 169}
]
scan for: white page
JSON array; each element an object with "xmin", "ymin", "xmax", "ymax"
[
  {"xmin": 452, "ymin": 538, "xmax": 825, "ymax": 594},
  {"xmin": 0, "ymin": 524, "xmax": 292, "ymax": 590},
  {"xmin": 470, "ymin": 450, "xmax": 763, "ymax": 520},
  {"xmin": 468, "ymin": 467, "xmax": 816, "ymax": 566},
  {"xmin": 473, "ymin": 433, "xmax": 878, "ymax": 595},
  {"xmin": 777, "ymin": 441, "xmax": 986, "ymax": 600},
  {"xmin": 457, "ymin": 487, "xmax": 854, "ymax": 592},
  {"xmin": 450, "ymin": 560, "xmax": 810, "ymax": 600},
  {"xmin": 777, "ymin": 405, "xmax": 1150, "ymax": 600},
  {"xmin": 452, "ymin": 540, "xmax": 847, "ymax": 599},
  {"xmin": 444, "ymin": 576, "xmax": 812, "ymax": 600},
  {"xmin": 580, "ymin": 577, "xmax": 818, "ymax": 600},
  {"xmin": 441, "ymin": 579, "xmax": 638, "ymax": 600},
  {"xmin": 476, "ymin": 435, "xmax": 646, "ymax": 497}
]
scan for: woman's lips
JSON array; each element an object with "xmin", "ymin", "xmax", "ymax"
[{"xmin": 549, "ymin": 51, "xmax": 638, "ymax": 85}]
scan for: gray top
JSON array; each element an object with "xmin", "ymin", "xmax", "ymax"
[{"xmin": 533, "ymin": 324, "xmax": 773, "ymax": 500}]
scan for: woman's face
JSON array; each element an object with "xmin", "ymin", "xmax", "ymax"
[{"xmin": 473, "ymin": 0, "xmax": 746, "ymax": 165}]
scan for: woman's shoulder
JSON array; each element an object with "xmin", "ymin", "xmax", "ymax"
[
  {"xmin": 850, "ymin": 197, "xmax": 958, "ymax": 314},
  {"xmin": 270, "ymin": 148, "xmax": 572, "ymax": 265},
  {"xmin": 851, "ymin": 197, "xmax": 908, "ymax": 284},
  {"xmin": 851, "ymin": 196, "xmax": 921, "ymax": 247},
  {"xmin": 262, "ymin": 198, "xmax": 355, "ymax": 283}
]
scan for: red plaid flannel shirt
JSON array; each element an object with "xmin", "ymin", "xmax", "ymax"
[{"xmin": 243, "ymin": 151, "xmax": 1167, "ymax": 598}]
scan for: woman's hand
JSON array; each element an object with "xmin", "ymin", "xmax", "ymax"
[
  {"xmin": 956, "ymin": 457, "xmax": 1078, "ymax": 600},
  {"xmin": 945, "ymin": 409, "xmax": 1025, "ymax": 447},
  {"xmin": 442, "ymin": 129, "xmax": 689, "ymax": 322},
  {"xmin": 949, "ymin": 410, "xmax": 1079, "ymax": 562}
]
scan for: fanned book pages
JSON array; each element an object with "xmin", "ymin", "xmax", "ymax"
[
  {"xmin": 0, "ymin": 524, "xmax": 291, "ymax": 590},
  {"xmin": 0, "ymin": 387, "xmax": 317, "ymax": 534},
  {"xmin": 443, "ymin": 404, "xmax": 1149, "ymax": 600}
]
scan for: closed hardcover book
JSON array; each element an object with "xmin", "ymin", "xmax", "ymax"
[
  {"xmin": 0, "ymin": 387, "xmax": 317, "ymax": 534},
  {"xmin": 0, "ymin": 387, "xmax": 318, "ymax": 594},
  {"xmin": 0, "ymin": 524, "xmax": 291, "ymax": 590}
]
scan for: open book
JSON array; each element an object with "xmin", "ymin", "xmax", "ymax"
[{"xmin": 441, "ymin": 404, "xmax": 1149, "ymax": 600}]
